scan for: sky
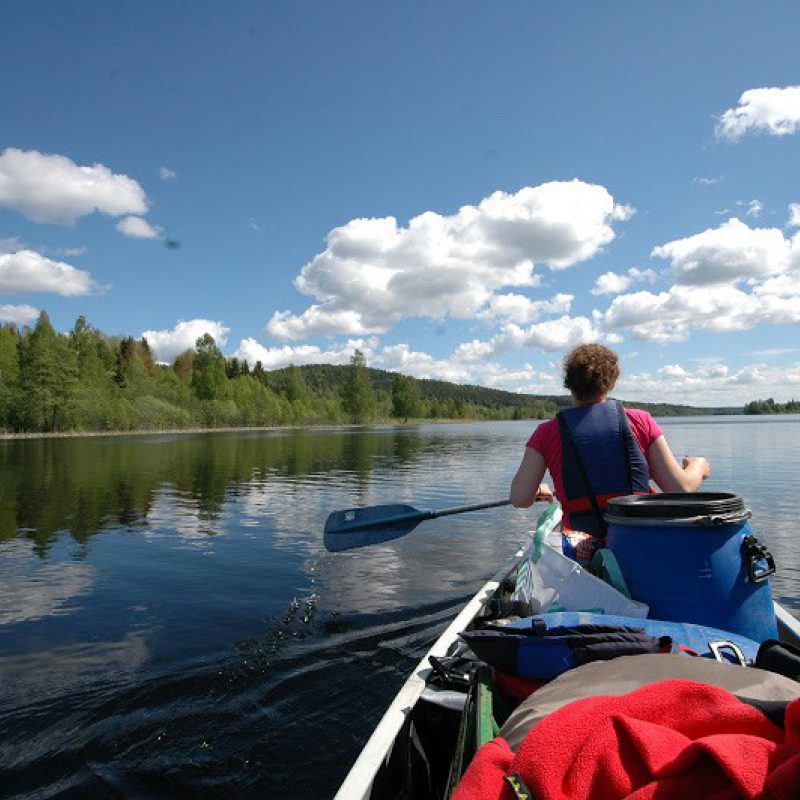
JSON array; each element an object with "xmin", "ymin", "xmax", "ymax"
[{"xmin": 1, "ymin": 1, "xmax": 799, "ymax": 407}]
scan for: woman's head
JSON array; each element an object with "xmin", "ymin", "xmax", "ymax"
[{"xmin": 563, "ymin": 344, "xmax": 619, "ymax": 402}]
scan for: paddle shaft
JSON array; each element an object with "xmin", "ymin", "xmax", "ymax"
[{"xmin": 328, "ymin": 499, "xmax": 511, "ymax": 534}]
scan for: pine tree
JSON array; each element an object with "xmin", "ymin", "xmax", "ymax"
[{"xmin": 18, "ymin": 311, "xmax": 78, "ymax": 431}]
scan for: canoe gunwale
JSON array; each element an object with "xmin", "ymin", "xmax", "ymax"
[
  {"xmin": 333, "ymin": 545, "xmax": 800, "ymax": 800},
  {"xmin": 332, "ymin": 545, "xmax": 527, "ymax": 800}
]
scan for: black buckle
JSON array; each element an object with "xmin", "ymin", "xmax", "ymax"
[{"xmin": 743, "ymin": 535, "xmax": 776, "ymax": 583}]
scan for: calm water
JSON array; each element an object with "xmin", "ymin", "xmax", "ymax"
[{"xmin": 1, "ymin": 417, "xmax": 799, "ymax": 798}]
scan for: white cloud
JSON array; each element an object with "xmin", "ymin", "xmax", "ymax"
[
  {"xmin": 453, "ymin": 315, "xmax": 600, "ymax": 363},
  {"xmin": 692, "ymin": 176, "xmax": 722, "ymax": 186},
  {"xmin": 478, "ymin": 291, "xmax": 572, "ymax": 324},
  {"xmin": 617, "ymin": 361, "xmax": 800, "ymax": 406},
  {"xmin": 788, "ymin": 203, "xmax": 800, "ymax": 228},
  {"xmin": 591, "ymin": 267, "xmax": 657, "ymax": 296},
  {"xmin": 234, "ymin": 337, "xmax": 378, "ymax": 370},
  {"xmin": 746, "ymin": 199, "xmax": 764, "ymax": 218},
  {"xmin": 652, "ymin": 218, "xmax": 792, "ymax": 285},
  {"xmin": 0, "ymin": 303, "xmax": 38, "ymax": 325},
  {"xmin": 0, "ymin": 249, "xmax": 101, "ymax": 295},
  {"xmin": 602, "ymin": 272, "xmax": 800, "ymax": 343},
  {"xmin": 266, "ymin": 307, "xmax": 371, "ymax": 339},
  {"xmin": 159, "ymin": 166, "xmax": 177, "ymax": 180},
  {"xmin": 265, "ymin": 180, "xmax": 633, "ymax": 340},
  {"xmin": 716, "ymin": 85, "xmax": 800, "ymax": 141},
  {"xmin": 0, "ymin": 148, "xmax": 148, "ymax": 224},
  {"xmin": 141, "ymin": 319, "xmax": 231, "ymax": 363},
  {"xmin": 116, "ymin": 215, "xmax": 162, "ymax": 240}
]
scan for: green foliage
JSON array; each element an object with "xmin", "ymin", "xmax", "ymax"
[
  {"xmin": 18, "ymin": 312, "xmax": 78, "ymax": 432},
  {"xmin": 0, "ymin": 311, "xmax": 743, "ymax": 435},
  {"xmin": 744, "ymin": 397, "xmax": 800, "ymax": 415},
  {"xmin": 391, "ymin": 373, "xmax": 423, "ymax": 420},
  {"xmin": 191, "ymin": 334, "xmax": 228, "ymax": 402},
  {"xmin": 342, "ymin": 349, "xmax": 376, "ymax": 422}
]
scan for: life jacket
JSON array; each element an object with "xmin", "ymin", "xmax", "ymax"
[{"xmin": 557, "ymin": 399, "xmax": 650, "ymax": 537}]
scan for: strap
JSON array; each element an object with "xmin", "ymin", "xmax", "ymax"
[
  {"xmin": 563, "ymin": 489, "xmax": 650, "ymax": 514},
  {"xmin": 590, "ymin": 548, "xmax": 632, "ymax": 598},
  {"xmin": 616, "ymin": 399, "xmax": 634, "ymax": 490},
  {"xmin": 557, "ymin": 410, "xmax": 607, "ymax": 536}
]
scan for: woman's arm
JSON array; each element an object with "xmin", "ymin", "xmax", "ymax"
[
  {"xmin": 647, "ymin": 435, "xmax": 711, "ymax": 492},
  {"xmin": 510, "ymin": 447, "xmax": 553, "ymax": 507}
]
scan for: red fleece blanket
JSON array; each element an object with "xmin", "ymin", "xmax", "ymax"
[{"xmin": 452, "ymin": 679, "xmax": 800, "ymax": 800}]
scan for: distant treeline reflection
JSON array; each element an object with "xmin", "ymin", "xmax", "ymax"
[{"xmin": 1, "ymin": 428, "xmax": 428, "ymax": 555}]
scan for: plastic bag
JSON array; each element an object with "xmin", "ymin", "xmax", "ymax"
[{"xmin": 513, "ymin": 503, "xmax": 649, "ymax": 618}]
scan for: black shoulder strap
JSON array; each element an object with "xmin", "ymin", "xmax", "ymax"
[{"xmin": 557, "ymin": 409, "xmax": 607, "ymax": 535}]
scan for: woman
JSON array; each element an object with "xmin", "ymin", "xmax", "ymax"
[{"xmin": 510, "ymin": 343, "xmax": 710, "ymax": 537}]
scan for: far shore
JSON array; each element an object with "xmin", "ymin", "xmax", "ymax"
[{"xmin": 0, "ymin": 419, "xmax": 480, "ymax": 441}]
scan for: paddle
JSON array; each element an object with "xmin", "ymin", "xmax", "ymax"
[{"xmin": 324, "ymin": 498, "xmax": 512, "ymax": 552}]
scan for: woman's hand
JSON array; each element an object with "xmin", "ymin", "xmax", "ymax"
[
  {"xmin": 682, "ymin": 455, "xmax": 711, "ymax": 482},
  {"xmin": 535, "ymin": 483, "xmax": 554, "ymax": 503}
]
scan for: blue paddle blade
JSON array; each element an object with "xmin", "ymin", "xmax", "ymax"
[{"xmin": 323, "ymin": 504, "xmax": 431, "ymax": 552}]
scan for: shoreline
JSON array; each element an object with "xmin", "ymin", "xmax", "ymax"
[{"xmin": 0, "ymin": 419, "xmax": 479, "ymax": 441}]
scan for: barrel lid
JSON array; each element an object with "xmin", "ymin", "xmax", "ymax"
[{"xmin": 607, "ymin": 492, "xmax": 746, "ymax": 520}]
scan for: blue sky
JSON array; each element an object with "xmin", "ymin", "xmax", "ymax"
[{"xmin": 1, "ymin": 1, "xmax": 799, "ymax": 406}]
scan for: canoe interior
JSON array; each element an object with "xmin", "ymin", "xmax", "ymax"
[{"xmin": 336, "ymin": 552, "xmax": 800, "ymax": 800}]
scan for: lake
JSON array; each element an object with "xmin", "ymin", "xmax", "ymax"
[{"xmin": 1, "ymin": 417, "xmax": 799, "ymax": 798}]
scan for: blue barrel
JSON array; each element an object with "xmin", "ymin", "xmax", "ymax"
[{"xmin": 605, "ymin": 493, "xmax": 778, "ymax": 642}]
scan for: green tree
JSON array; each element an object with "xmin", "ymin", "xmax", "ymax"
[
  {"xmin": 342, "ymin": 349, "xmax": 376, "ymax": 422},
  {"xmin": 18, "ymin": 311, "xmax": 78, "ymax": 431},
  {"xmin": 285, "ymin": 364, "xmax": 310, "ymax": 405},
  {"xmin": 391, "ymin": 373, "xmax": 422, "ymax": 421},
  {"xmin": 191, "ymin": 334, "xmax": 227, "ymax": 402},
  {"xmin": 0, "ymin": 325, "xmax": 21, "ymax": 429}
]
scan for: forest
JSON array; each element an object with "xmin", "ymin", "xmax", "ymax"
[
  {"xmin": 743, "ymin": 398, "xmax": 800, "ymax": 415},
  {"xmin": 0, "ymin": 312, "xmax": 737, "ymax": 434}
]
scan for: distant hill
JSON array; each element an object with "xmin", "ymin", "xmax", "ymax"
[{"xmin": 267, "ymin": 364, "xmax": 741, "ymax": 417}]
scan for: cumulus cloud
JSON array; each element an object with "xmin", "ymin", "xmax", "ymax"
[
  {"xmin": 0, "ymin": 249, "xmax": 101, "ymax": 295},
  {"xmin": 591, "ymin": 267, "xmax": 657, "ymax": 295},
  {"xmin": 602, "ymin": 274, "xmax": 800, "ymax": 343},
  {"xmin": 234, "ymin": 337, "xmax": 378, "ymax": 370},
  {"xmin": 788, "ymin": 203, "xmax": 800, "ymax": 228},
  {"xmin": 0, "ymin": 148, "xmax": 148, "ymax": 224},
  {"xmin": 652, "ymin": 218, "xmax": 793, "ymax": 285},
  {"xmin": 716, "ymin": 85, "xmax": 800, "ymax": 141},
  {"xmin": 0, "ymin": 303, "xmax": 38, "ymax": 325},
  {"xmin": 617, "ymin": 361, "xmax": 800, "ymax": 406},
  {"xmin": 159, "ymin": 166, "xmax": 177, "ymax": 180},
  {"xmin": 265, "ymin": 180, "xmax": 633, "ymax": 340},
  {"xmin": 453, "ymin": 315, "xmax": 600, "ymax": 363},
  {"xmin": 116, "ymin": 215, "xmax": 162, "ymax": 240},
  {"xmin": 478, "ymin": 292, "xmax": 572, "ymax": 324},
  {"xmin": 141, "ymin": 319, "xmax": 231, "ymax": 363}
]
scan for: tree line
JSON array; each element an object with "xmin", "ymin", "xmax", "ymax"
[
  {"xmin": 743, "ymin": 397, "xmax": 800, "ymax": 415},
  {"xmin": 0, "ymin": 312, "xmax": 559, "ymax": 434}
]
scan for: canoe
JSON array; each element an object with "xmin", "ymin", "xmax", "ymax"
[{"xmin": 333, "ymin": 526, "xmax": 800, "ymax": 799}]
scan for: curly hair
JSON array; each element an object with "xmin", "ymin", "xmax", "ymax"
[{"xmin": 563, "ymin": 344, "xmax": 619, "ymax": 401}]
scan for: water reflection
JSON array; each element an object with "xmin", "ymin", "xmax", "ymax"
[
  {"xmin": 0, "ymin": 428, "xmax": 428, "ymax": 555},
  {"xmin": 1, "ymin": 420, "xmax": 800, "ymax": 797}
]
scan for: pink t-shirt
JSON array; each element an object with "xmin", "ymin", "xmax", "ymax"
[{"xmin": 526, "ymin": 407, "xmax": 663, "ymax": 528}]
